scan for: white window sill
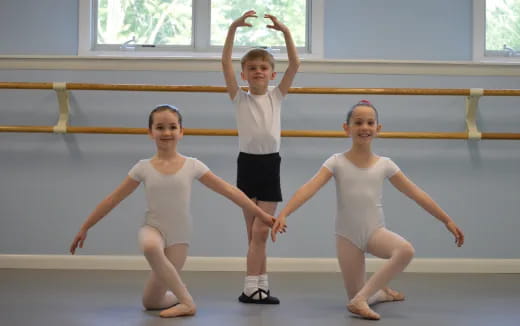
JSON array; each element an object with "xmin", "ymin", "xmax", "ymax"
[{"xmin": 1, "ymin": 55, "xmax": 520, "ymax": 76}]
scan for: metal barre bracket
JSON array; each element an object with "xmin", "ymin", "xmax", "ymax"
[
  {"xmin": 465, "ymin": 88, "xmax": 483, "ymax": 140},
  {"xmin": 52, "ymin": 82, "xmax": 70, "ymax": 133}
]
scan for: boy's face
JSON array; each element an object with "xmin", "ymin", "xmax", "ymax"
[{"xmin": 241, "ymin": 59, "xmax": 276, "ymax": 91}]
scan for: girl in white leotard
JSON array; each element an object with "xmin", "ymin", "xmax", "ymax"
[
  {"xmin": 272, "ymin": 100, "xmax": 465, "ymax": 320},
  {"xmin": 70, "ymin": 105, "xmax": 275, "ymax": 318}
]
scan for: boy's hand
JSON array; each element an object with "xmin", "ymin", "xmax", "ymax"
[
  {"xmin": 265, "ymin": 14, "xmax": 289, "ymax": 33},
  {"xmin": 232, "ymin": 10, "xmax": 257, "ymax": 28},
  {"xmin": 445, "ymin": 221, "xmax": 464, "ymax": 247},
  {"xmin": 271, "ymin": 216, "xmax": 288, "ymax": 242}
]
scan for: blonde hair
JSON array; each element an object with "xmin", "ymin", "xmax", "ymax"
[{"xmin": 240, "ymin": 48, "xmax": 275, "ymax": 70}]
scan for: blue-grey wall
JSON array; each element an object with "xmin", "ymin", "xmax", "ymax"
[
  {"xmin": 0, "ymin": 0, "xmax": 473, "ymax": 60},
  {"xmin": 324, "ymin": 0, "xmax": 473, "ymax": 60},
  {"xmin": 1, "ymin": 1, "xmax": 520, "ymax": 260},
  {"xmin": 0, "ymin": 0, "xmax": 78, "ymax": 55}
]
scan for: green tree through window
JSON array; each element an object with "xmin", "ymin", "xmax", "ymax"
[
  {"xmin": 95, "ymin": 0, "xmax": 308, "ymax": 50},
  {"xmin": 97, "ymin": 0, "xmax": 192, "ymax": 46},
  {"xmin": 486, "ymin": 0, "xmax": 520, "ymax": 53},
  {"xmin": 211, "ymin": 0, "xmax": 306, "ymax": 47}
]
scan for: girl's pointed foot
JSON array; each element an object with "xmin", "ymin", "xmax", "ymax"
[
  {"xmin": 347, "ymin": 299, "xmax": 381, "ymax": 320},
  {"xmin": 159, "ymin": 303, "xmax": 196, "ymax": 318},
  {"xmin": 382, "ymin": 287, "xmax": 405, "ymax": 301}
]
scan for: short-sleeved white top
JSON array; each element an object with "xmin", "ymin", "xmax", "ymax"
[
  {"xmin": 323, "ymin": 153, "xmax": 400, "ymax": 251},
  {"xmin": 232, "ymin": 86, "xmax": 284, "ymax": 154},
  {"xmin": 128, "ymin": 156, "xmax": 210, "ymax": 246}
]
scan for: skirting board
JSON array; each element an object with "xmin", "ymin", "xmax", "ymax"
[{"xmin": 1, "ymin": 255, "xmax": 519, "ymax": 273}]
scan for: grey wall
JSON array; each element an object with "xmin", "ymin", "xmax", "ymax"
[
  {"xmin": 0, "ymin": 0, "xmax": 473, "ymax": 60},
  {"xmin": 324, "ymin": 0, "xmax": 473, "ymax": 60},
  {"xmin": 0, "ymin": 0, "xmax": 78, "ymax": 55},
  {"xmin": 1, "ymin": 1, "xmax": 520, "ymax": 260},
  {"xmin": 1, "ymin": 69, "xmax": 520, "ymax": 259}
]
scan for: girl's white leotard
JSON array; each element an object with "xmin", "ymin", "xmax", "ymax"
[
  {"xmin": 323, "ymin": 153, "xmax": 400, "ymax": 252},
  {"xmin": 128, "ymin": 157, "xmax": 209, "ymax": 247}
]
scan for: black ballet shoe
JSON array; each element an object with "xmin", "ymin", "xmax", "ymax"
[{"xmin": 238, "ymin": 289, "xmax": 280, "ymax": 304}]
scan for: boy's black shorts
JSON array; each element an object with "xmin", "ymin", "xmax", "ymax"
[{"xmin": 237, "ymin": 152, "xmax": 282, "ymax": 202}]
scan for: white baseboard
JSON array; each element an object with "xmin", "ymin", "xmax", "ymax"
[{"xmin": 1, "ymin": 255, "xmax": 519, "ymax": 273}]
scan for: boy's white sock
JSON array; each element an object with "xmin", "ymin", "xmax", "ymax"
[
  {"xmin": 243, "ymin": 276, "xmax": 259, "ymax": 297},
  {"xmin": 258, "ymin": 274, "xmax": 269, "ymax": 292}
]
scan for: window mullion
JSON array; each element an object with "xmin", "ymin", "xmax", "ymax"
[
  {"xmin": 473, "ymin": 0, "xmax": 485, "ymax": 61},
  {"xmin": 193, "ymin": 0, "xmax": 211, "ymax": 51}
]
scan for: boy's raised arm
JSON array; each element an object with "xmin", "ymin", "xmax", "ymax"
[
  {"xmin": 222, "ymin": 10, "xmax": 257, "ymax": 100},
  {"xmin": 265, "ymin": 14, "xmax": 301, "ymax": 96}
]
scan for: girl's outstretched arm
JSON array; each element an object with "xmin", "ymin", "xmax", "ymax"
[
  {"xmin": 272, "ymin": 167, "xmax": 332, "ymax": 241},
  {"xmin": 69, "ymin": 176, "xmax": 140, "ymax": 254},
  {"xmin": 389, "ymin": 171, "xmax": 464, "ymax": 247},
  {"xmin": 198, "ymin": 171, "xmax": 275, "ymax": 227}
]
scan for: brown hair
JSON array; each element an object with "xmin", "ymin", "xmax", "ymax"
[
  {"xmin": 148, "ymin": 104, "xmax": 183, "ymax": 129},
  {"xmin": 346, "ymin": 100, "xmax": 379, "ymax": 124},
  {"xmin": 240, "ymin": 48, "xmax": 275, "ymax": 70}
]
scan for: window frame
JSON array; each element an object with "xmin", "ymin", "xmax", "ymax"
[
  {"xmin": 78, "ymin": 0, "xmax": 324, "ymax": 59},
  {"xmin": 473, "ymin": 0, "xmax": 520, "ymax": 63}
]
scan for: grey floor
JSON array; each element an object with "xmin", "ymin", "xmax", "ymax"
[{"xmin": 1, "ymin": 269, "xmax": 519, "ymax": 326}]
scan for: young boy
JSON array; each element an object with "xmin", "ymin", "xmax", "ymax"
[{"xmin": 221, "ymin": 10, "xmax": 300, "ymax": 304}]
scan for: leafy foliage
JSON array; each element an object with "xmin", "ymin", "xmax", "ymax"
[
  {"xmin": 486, "ymin": 0, "xmax": 520, "ymax": 51},
  {"xmin": 211, "ymin": 0, "xmax": 306, "ymax": 47},
  {"xmin": 96, "ymin": 0, "xmax": 307, "ymax": 48},
  {"xmin": 97, "ymin": 0, "xmax": 192, "ymax": 45}
]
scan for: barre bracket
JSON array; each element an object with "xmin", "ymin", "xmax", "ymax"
[
  {"xmin": 53, "ymin": 82, "xmax": 70, "ymax": 133},
  {"xmin": 465, "ymin": 88, "xmax": 483, "ymax": 140}
]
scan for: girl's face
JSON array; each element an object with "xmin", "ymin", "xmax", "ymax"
[
  {"xmin": 343, "ymin": 105, "xmax": 381, "ymax": 144},
  {"xmin": 148, "ymin": 110, "xmax": 183, "ymax": 148}
]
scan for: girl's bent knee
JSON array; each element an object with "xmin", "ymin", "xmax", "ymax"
[
  {"xmin": 142, "ymin": 294, "xmax": 162, "ymax": 310},
  {"xmin": 141, "ymin": 241, "xmax": 163, "ymax": 257},
  {"xmin": 142, "ymin": 298, "xmax": 155, "ymax": 310},
  {"xmin": 398, "ymin": 242, "xmax": 415, "ymax": 261}
]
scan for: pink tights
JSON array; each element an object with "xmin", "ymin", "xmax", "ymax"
[
  {"xmin": 336, "ymin": 227, "xmax": 415, "ymax": 304},
  {"xmin": 138, "ymin": 226, "xmax": 193, "ymax": 310}
]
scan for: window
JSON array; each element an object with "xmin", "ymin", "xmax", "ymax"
[
  {"xmin": 473, "ymin": 0, "xmax": 520, "ymax": 62},
  {"xmin": 78, "ymin": 0, "xmax": 323, "ymax": 58}
]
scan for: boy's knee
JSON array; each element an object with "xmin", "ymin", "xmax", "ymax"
[{"xmin": 252, "ymin": 223, "xmax": 269, "ymax": 241}]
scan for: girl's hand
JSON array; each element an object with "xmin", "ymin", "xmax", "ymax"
[
  {"xmin": 70, "ymin": 229, "xmax": 88, "ymax": 254},
  {"xmin": 445, "ymin": 221, "xmax": 464, "ymax": 247},
  {"xmin": 232, "ymin": 10, "xmax": 257, "ymax": 28},
  {"xmin": 271, "ymin": 216, "xmax": 288, "ymax": 242},
  {"xmin": 265, "ymin": 14, "xmax": 288, "ymax": 33},
  {"xmin": 259, "ymin": 212, "xmax": 276, "ymax": 228}
]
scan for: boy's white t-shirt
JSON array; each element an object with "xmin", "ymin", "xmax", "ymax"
[{"xmin": 233, "ymin": 86, "xmax": 284, "ymax": 154}]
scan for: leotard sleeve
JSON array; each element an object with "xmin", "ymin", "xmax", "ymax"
[
  {"xmin": 383, "ymin": 157, "xmax": 401, "ymax": 178},
  {"xmin": 191, "ymin": 158, "xmax": 210, "ymax": 179},
  {"xmin": 128, "ymin": 160, "xmax": 145, "ymax": 182},
  {"xmin": 322, "ymin": 154, "xmax": 338, "ymax": 174}
]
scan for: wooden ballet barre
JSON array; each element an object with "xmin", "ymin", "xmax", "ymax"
[
  {"xmin": 1, "ymin": 82, "xmax": 520, "ymax": 96},
  {"xmin": 1, "ymin": 125, "xmax": 520, "ymax": 139}
]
